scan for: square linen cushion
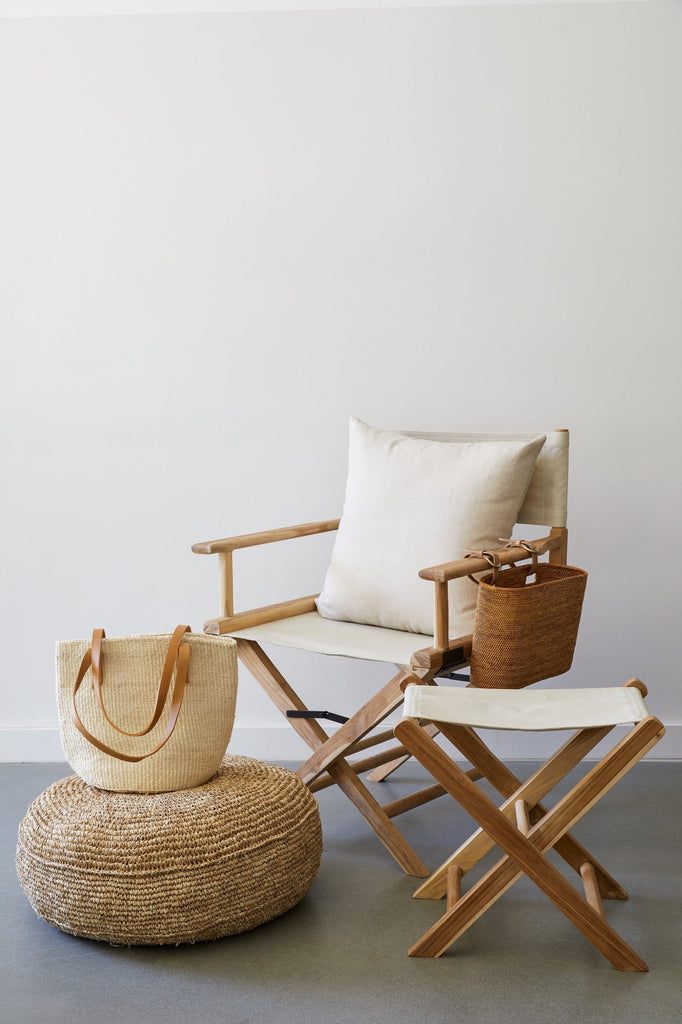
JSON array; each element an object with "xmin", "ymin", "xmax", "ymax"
[{"xmin": 315, "ymin": 420, "xmax": 546, "ymax": 638}]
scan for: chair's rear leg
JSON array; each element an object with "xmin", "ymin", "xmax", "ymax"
[
  {"xmin": 327, "ymin": 758, "xmax": 430, "ymax": 877},
  {"xmin": 367, "ymin": 722, "xmax": 440, "ymax": 783}
]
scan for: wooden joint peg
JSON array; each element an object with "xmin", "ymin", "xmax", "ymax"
[
  {"xmin": 446, "ymin": 864, "xmax": 463, "ymax": 911},
  {"xmin": 515, "ymin": 799, "xmax": 531, "ymax": 835},
  {"xmin": 580, "ymin": 862, "xmax": 606, "ymax": 919}
]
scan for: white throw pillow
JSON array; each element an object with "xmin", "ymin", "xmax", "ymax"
[{"xmin": 316, "ymin": 419, "xmax": 546, "ymax": 637}]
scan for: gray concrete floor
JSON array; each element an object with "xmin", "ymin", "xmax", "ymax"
[{"xmin": 3, "ymin": 760, "xmax": 681, "ymax": 1024}]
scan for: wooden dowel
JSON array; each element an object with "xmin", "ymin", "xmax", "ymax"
[
  {"xmin": 581, "ymin": 862, "xmax": 606, "ymax": 918},
  {"xmin": 434, "ymin": 583, "xmax": 450, "ymax": 650},
  {"xmin": 383, "ymin": 784, "xmax": 448, "ymax": 818},
  {"xmin": 346, "ymin": 729, "xmax": 396, "ymax": 756},
  {"xmin": 515, "ymin": 799, "xmax": 531, "ymax": 835},
  {"xmin": 447, "ymin": 865, "xmax": 462, "ymax": 911},
  {"xmin": 382, "ymin": 768, "xmax": 482, "ymax": 819},
  {"xmin": 218, "ymin": 551, "xmax": 234, "ymax": 618},
  {"xmin": 548, "ymin": 526, "xmax": 569, "ymax": 566}
]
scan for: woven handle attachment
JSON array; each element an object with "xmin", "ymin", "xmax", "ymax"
[
  {"xmin": 70, "ymin": 626, "xmax": 191, "ymax": 763},
  {"xmin": 501, "ymin": 538, "xmax": 540, "ymax": 582},
  {"xmin": 465, "ymin": 540, "xmax": 540, "ymax": 587},
  {"xmin": 465, "ymin": 549, "xmax": 503, "ymax": 586}
]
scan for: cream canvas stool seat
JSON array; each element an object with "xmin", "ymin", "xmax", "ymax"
[{"xmin": 394, "ymin": 680, "xmax": 665, "ymax": 970}]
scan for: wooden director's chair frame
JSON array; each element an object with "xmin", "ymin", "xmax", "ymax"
[
  {"xmin": 192, "ymin": 430, "xmax": 569, "ymax": 878},
  {"xmin": 394, "ymin": 680, "xmax": 665, "ymax": 970}
]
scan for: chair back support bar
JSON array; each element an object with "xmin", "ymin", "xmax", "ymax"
[{"xmin": 402, "ymin": 428, "xmax": 569, "ymax": 528}]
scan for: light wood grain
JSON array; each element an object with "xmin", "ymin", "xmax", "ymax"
[
  {"xmin": 434, "ymin": 583, "xmax": 450, "ymax": 650},
  {"xmin": 236, "ymin": 639, "xmax": 430, "ymax": 877},
  {"xmin": 396, "ymin": 713, "xmax": 664, "ymax": 967},
  {"xmin": 413, "ymin": 720, "xmax": 623, "ymax": 900},
  {"xmin": 218, "ymin": 551, "xmax": 233, "ymax": 618},
  {"xmin": 418, "ymin": 531, "xmax": 564, "ymax": 584},
  {"xmin": 447, "ymin": 865, "xmax": 462, "ymax": 911},
  {"xmin": 192, "ymin": 518, "xmax": 340, "ymax": 554},
  {"xmin": 296, "ymin": 670, "xmax": 410, "ymax": 785},
  {"xmin": 204, "ymin": 595, "xmax": 318, "ymax": 634}
]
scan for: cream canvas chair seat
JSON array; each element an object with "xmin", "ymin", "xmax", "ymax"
[
  {"xmin": 229, "ymin": 611, "xmax": 433, "ymax": 665},
  {"xmin": 193, "ymin": 423, "xmax": 571, "ymax": 877}
]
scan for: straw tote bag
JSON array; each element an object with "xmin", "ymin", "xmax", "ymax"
[
  {"xmin": 57, "ymin": 627, "xmax": 238, "ymax": 793},
  {"xmin": 468, "ymin": 544, "xmax": 587, "ymax": 690}
]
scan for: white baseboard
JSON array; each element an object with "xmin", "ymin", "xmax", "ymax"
[{"xmin": 1, "ymin": 723, "xmax": 680, "ymax": 763}]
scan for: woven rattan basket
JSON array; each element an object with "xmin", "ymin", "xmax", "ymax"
[
  {"xmin": 469, "ymin": 562, "xmax": 587, "ymax": 689},
  {"xmin": 16, "ymin": 756, "xmax": 322, "ymax": 946}
]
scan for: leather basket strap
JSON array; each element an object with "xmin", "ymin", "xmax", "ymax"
[{"xmin": 70, "ymin": 627, "xmax": 191, "ymax": 763}]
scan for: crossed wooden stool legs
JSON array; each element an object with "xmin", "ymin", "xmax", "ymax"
[{"xmin": 394, "ymin": 679, "xmax": 665, "ymax": 970}]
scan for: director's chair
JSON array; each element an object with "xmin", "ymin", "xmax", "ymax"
[
  {"xmin": 394, "ymin": 679, "xmax": 665, "ymax": 969},
  {"xmin": 192, "ymin": 425, "xmax": 570, "ymax": 877}
]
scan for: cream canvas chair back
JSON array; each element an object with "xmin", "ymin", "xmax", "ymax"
[{"xmin": 403, "ymin": 429, "xmax": 568, "ymax": 531}]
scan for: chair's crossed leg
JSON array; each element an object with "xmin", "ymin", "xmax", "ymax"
[
  {"xmin": 394, "ymin": 712, "xmax": 665, "ymax": 969},
  {"xmin": 236, "ymin": 638, "xmax": 437, "ymax": 877}
]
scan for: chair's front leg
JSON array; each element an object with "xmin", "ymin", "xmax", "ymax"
[
  {"xmin": 236, "ymin": 638, "xmax": 430, "ymax": 877},
  {"xmin": 236, "ymin": 639, "xmax": 331, "ymax": 748}
]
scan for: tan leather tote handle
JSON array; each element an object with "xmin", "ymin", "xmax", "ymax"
[
  {"xmin": 89, "ymin": 625, "xmax": 189, "ymax": 737},
  {"xmin": 70, "ymin": 626, "xmax": 191, "ymax": 763}
]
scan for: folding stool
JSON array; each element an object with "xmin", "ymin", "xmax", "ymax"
[{"xmin": 394, "ymin": 679, "xmax": 665, "ymax": 970}]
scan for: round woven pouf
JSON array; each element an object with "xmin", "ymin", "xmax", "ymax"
[{"xmin": 16, "ymin": 756, "xmax": 322, "ymax": 946}]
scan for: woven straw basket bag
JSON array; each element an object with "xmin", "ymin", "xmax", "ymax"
[
  {"xmin": 469, "ymin": 548, "xmax": 587, "ymax": 690},
  {"xmin": 57, "ymin": 627, "xmax": 237, "ymax": 792}
]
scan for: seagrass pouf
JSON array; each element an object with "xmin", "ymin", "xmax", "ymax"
[{"xmin": 16, "ymin": 755, "xmax": 322, "ymax": 946}]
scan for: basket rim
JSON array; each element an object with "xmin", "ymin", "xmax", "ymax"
[{"xmin": 478, "ymin": 563, "xmax": 587, "ymax": 590}]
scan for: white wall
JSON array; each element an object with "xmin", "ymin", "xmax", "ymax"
[{"xmin": 1, "ymin": 2, "xmax": 680, "ymax": 762}]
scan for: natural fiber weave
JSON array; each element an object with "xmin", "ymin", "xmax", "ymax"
[
  {"xmin": 57, "ymin": 631, "xmax": 238, "ymax": 792},
  {"xmin": 16, "ymin": 756, "xmax": 322, "ymax": 946},
  {"xmin": 469, "ymin": 563, "xmax": 587, "ymax": 689}
]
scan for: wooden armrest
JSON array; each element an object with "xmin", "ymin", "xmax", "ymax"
[
  {"xmin": 419, "ymin": 531, "xmax": 566, "ymax": 650},
  {"xmin": 418, "ymin": 533, "xmax": 560, "ymax": 583},
  {"xmin": 193, "ymin": 517, "xmax": 340, "ymax": 627},
  {"xmin": 192, "ymin": 518, "xmax": 340, "ymax": 555}
]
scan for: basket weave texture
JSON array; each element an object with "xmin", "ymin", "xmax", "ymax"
[
  {"xmin": 469, "ymin": 563, "xmax": 587, "ymax": 689},
  {"xmin": 16, "ymin": 756, "xmax": 322, "ymax": 946},
  {"xmin": 57, "ymin": 632, "xmax": 238, "ymax": 793}
]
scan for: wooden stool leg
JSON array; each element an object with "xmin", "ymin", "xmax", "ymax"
[
  {"xmin": 415, "ymin": 720, "xmax": 626, "ymax": 901},
  {"xmin": 396, "ymin": 715, "xmax": 664, "ymax": 968}
]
